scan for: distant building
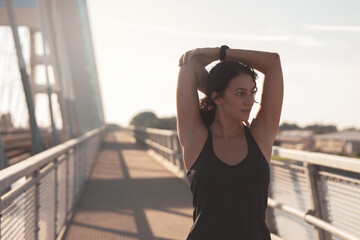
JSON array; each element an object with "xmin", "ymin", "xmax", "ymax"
[
  {"xmin": 314, "ymin": 130, "xmax": 360, "ymax": 155},
  {"xmin": 275, "ymin": 130, "xmax": 314, "ymax": 150}
]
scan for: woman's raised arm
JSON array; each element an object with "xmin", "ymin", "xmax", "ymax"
[
  {"xmin": 226, "ymin": 48, "xmax": 284, "ymax": 161},
  {"xmin": 176, "ymin": 51, "xmax": 212, "ymax": 147}
]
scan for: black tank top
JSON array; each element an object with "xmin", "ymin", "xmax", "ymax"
[{"xmin": 186, "ymin": 126, "xmax": 271, "ymax": 240}]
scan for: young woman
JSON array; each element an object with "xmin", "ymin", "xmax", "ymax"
[{"xmin": 176, "ymin": 46, "xmax": 283, "ymax": 239}]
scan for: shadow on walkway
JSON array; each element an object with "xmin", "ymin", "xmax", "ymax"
[{"xmin": 63, "ymin": 130, "xmax": 193, "ymax": 240}]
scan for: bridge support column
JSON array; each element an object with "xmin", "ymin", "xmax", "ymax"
[{"xmin": 5, "ymin": 0, "xmax": 45, "ymax": 154}]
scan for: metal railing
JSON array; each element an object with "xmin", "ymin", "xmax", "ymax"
[
  {"xmin": 0, "ymin": 125, "xmax": 106, "ymax": 240},
  {"xmin": 127, "ymin": 126, "xmax": 360, "ymax": 240}
]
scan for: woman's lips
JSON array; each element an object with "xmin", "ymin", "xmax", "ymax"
[{"xmin": 242, "ymin": 109, "xmax": 251, "ymax": 114}]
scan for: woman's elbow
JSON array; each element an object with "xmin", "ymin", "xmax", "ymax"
[{"xmin": 272, "ymin": 52, "xmax": 280, "ymax": 63}]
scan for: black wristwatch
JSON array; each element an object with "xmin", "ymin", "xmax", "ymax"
[{"xmin": 219, "ymin": 45, "xmax": 230, "ymax": 61}]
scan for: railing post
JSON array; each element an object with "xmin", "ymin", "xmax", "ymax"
[
  {"xmin": 83, "ymin": 142, "xmax": 87, "ymax": 186},
  {"xmin": 266, "ymin": 179, "xmax": 278, "ymax": 235},
  {"xmin": 73, "ymin": 145, "xmax": 78, "ymax": 207},
  {"xmin": 167, "ymin": 135, "xmax": 174, "ymax": 165},
  {"xmin": 305, "ymin": 163, "xmax": 331, "ymax": 240},
  {"xmin": 54, "ymin": 159, "xmax": 59, "ymax": 239},
  {"xmin": 0, "ymin": 192, "xmax": 2, "ymax": 240},
  {"xmin": 34, "ymin": 170, "xmax": 40, "ymax": 240},
  {"xmin": 172, "ymin": 134, "xmax": 183, "ymax": 171},
  {"xmin": 65, "ymin": 152, "xmax": 70, "ymax": 219}
]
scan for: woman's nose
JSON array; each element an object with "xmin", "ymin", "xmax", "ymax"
[{"xmin": 244, "ymin": 95, "xmax": 254, "ymax": 105}]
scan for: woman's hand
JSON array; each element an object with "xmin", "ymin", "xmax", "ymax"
[{"xmin": 178, "ymin": 48, "xmax": 219, "ymax": 67}]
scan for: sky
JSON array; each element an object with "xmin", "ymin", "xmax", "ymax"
[{"xmin": 86, "ymin": 0, "xmax": 360, "ymax": 130}]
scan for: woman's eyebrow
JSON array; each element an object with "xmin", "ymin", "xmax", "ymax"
[
  {"xmin": 233, "ymin": 87, "xmax": 247, "ymax": 91},
  {"xmin": 233, "ymin": 87, "xmax": 256, "ymax": 91}
]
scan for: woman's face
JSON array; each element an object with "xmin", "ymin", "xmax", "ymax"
[{"xmin": 214, "ymin": 74, "xmax": 256, "ymax": 122}]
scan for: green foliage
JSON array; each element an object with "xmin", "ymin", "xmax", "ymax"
[
  {"xmin": 271, "ymin": 155, "xmax": 298, "ymax": 164},
  {"xmin": 352, "ymin": 151, "xmax": 360, "ymax": 159},
  {"xmin": 129, "ymin": 111, "xmax": 177, "ymax": 130},
  {"xmin": 279, "ymin": 122, "xmax": 301, "ymax": 130},
  {"xmin": 130, "ymin": 111, "xmax": 157, "ymax": 127},
  {"xmin": 271, "ymin": 155, "xmax": 289, "ymax": 161},
  {"xmin": 343, "ymin": 127, "xmax": 358, "ymax": 131},
  {"xmin": 107, "ymin": 123, "xmax": 121, "ymax": 131},
  {"xmin": 279, "ymin": 122, "xmax": 338, "ymax": 134},
  {"xmin": 304, "ymin": 124, "xmax": 337, "ymax": 134}
]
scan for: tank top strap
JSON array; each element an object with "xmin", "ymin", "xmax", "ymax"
[
  {"xmin": 243, "ymin": 126, "xmax": 267, "ymax": 161},
  {"xmin": 206, "ymin": 126, "xmax": 212, "ymax": 138},
  {"xmin": 204, "ymin": 126, "xmax": 213, "ymax": 151},
  {"xmin": 243, "ymin": 126, "xmax": 251, "ymax": 146}
]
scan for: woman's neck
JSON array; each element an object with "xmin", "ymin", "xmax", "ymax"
[{"xmin": 211, "ymin": 112, "xmax": 244, "ymax": 141}]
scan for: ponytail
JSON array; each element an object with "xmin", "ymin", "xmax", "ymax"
[{"xmin": 199, "ymin": 96, "xmax": 216, "ymax": 127}]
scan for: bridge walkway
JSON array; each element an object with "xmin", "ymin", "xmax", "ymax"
[{"xmin": 63, "ymin": 130, "xmax": 193, "ymax": 240}]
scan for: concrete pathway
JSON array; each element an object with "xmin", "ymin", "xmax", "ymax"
[{"xmin": 63, "ymin": 130, "xmax": 193, "ymax": 240}]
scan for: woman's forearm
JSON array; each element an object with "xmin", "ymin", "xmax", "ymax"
[
  {"xmin": 180, "ymin": 47, "xmax": 282, "ymax": 93},
  {"xmin": 179, "ymin": 57, "xmax": 208, "ymax": 94},
  {"xmin": 193, "ymin": 59, "xmax": 208, "ymax": 94},
  {"xmin": 226, "ymin": 48, "xmax": 280, "ymax": 73}
]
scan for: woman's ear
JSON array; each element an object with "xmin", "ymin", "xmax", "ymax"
[{"xmin": 211, "ymin": 92, "xmax": 221, "ymax": 105}]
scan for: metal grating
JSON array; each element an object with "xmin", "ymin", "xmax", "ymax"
[
  {"xmin": 270, "ymin": 160, "xmax": 316, "ymax": 240},
  {"xmin": 1, "ymin": 185, "xmax": 36, "ymax": 240},
  {"xmin": 38, "ymin": 170, "xmax": 55, "ymax": 240},
  {"xmin": 319, "ymin": 172, "xmax": 360, "ymax": 239},
  {"xmin": 57, "ymin": 158, "xmax": 67, "ymax": 233},
  {"xmin": 273, "ymin": 209, "xmax": 317, "ymax": 240},
  {"xmin": 0, "ymin": 127, "xmax": 104, "ymax": 240}
]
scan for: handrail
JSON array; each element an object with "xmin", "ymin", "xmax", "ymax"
[
  {"xmin": 273, "ymin": 146, "xmax": 360, "ymax": 173},
  {"xmin": 0, "ymin": 125, "xmax": 107, "ymax": 240},
  {"xmin": 0, "ymin": 125, "xmax": 106, "ymax": 192},
  {"xmin": 268, "ymin": 198, "xmax": 358, "ymax": 240}
]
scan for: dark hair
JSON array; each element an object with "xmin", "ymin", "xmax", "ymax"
[{"xmin": 199, "ymin": 61, "xmax": 258, "ymax": 126}]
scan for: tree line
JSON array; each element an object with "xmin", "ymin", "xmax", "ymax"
[
  {"xmin": 130, "ymin": 111, "xmax": 177, "ymax": 130},
  {"xmin": 130, "ymin": 111, "xmax": 356, "ymax": 133}
]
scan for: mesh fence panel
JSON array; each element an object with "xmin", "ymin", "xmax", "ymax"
[
  {"xmin": 0, "ymin": 128, "xmax": 104, "ymax": 240},
  {"xmin": 1, "ymin": 185, "xmax": 36, "ymax": 240},
  {"xmin": 38, "ymin": 170, "xmax": 55, "ymax": 240},
  {"xmin": 319, "ymin": 172, "xmax": 360, "ymax": 239},
  {"xmin": 57, "ymin": 158, "xmax": 67, "ymax": 234},
  {"xmin": 273, "ymin": 209, "xmax": 317, "ymax": 240},
  {"xmin": 270, "ymin": 160, "xmax": 317, "ymax": 240}
]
